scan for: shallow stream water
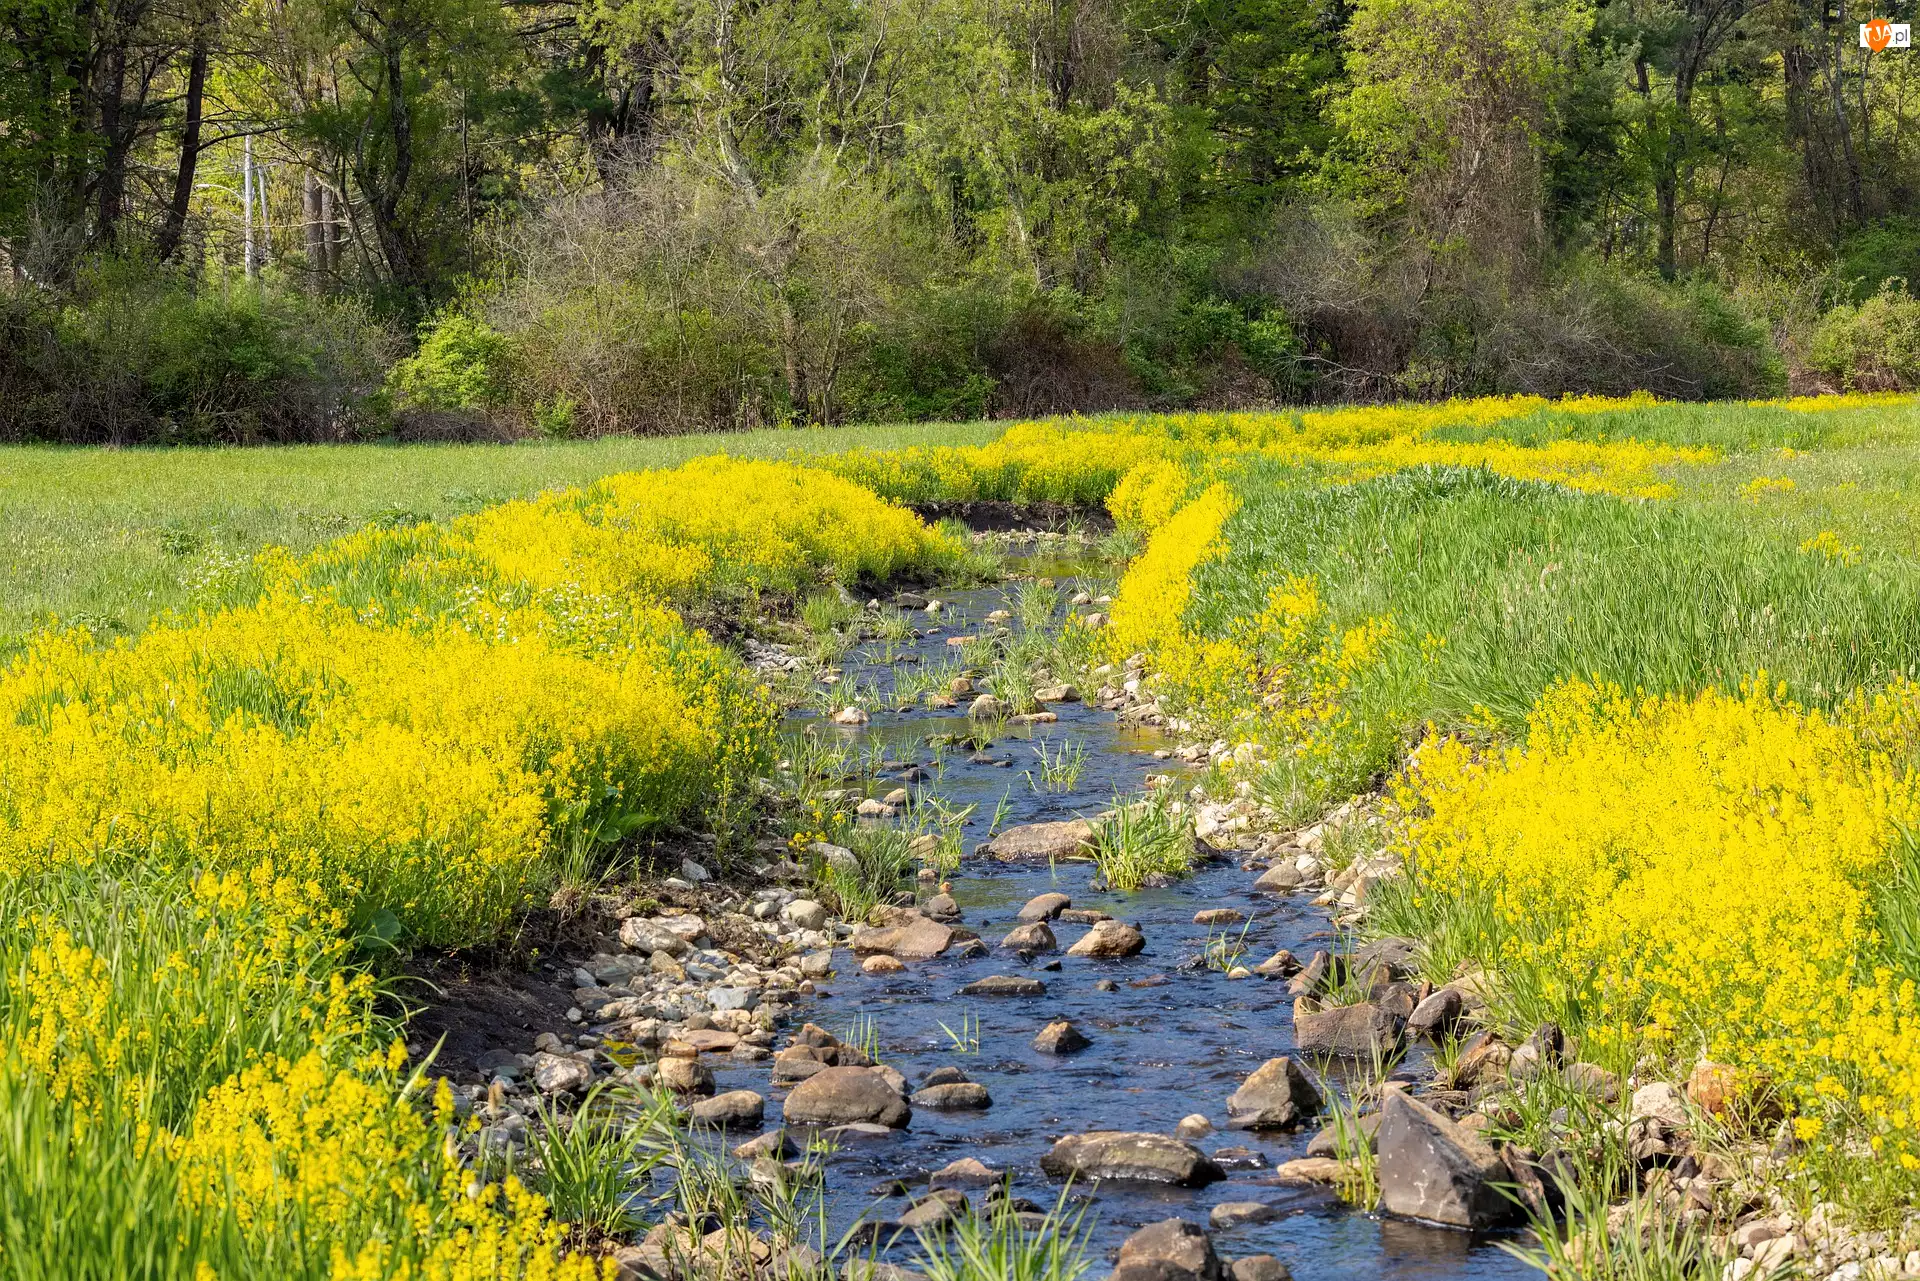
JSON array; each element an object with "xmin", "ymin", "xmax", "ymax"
[{"xmin": 710, "ymin": 557, "xmax": 1536, "ymax": 1280}]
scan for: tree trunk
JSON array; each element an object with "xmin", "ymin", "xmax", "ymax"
[
  {"xmin": 95, "ymin": 43, "xmax": 129, "ymax": 243},
  {"xmin": 155, "ymin": 31, "xmax": 208, "ymax": 262}
]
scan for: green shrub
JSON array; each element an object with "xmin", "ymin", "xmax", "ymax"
[
  {"xmin": 1838, "ymin": 217, "xmax": 1920, "ymax": 301},
  {"xmin": 386, "ymin": 312, "xmax": 511, "ymax": 414},
  {"xmin": 1807, "ymin": 287, "xmax": 1920, "ymax": 392},
  {"xmin": 0, "ymin": 260, "xmax": 394, "ymax": 444}
]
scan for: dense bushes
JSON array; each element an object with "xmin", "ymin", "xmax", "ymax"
[
  {"xmin": 0, "ymin": 264, "xmax": 393, "ymax": 445},
  {"xmin": 1808, "ymin": 288, "xmax": 1920, "ymax": 392}
]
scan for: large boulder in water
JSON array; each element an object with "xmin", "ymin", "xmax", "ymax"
[
  {"xmin": 848, "ymin": 914, "xmax": 953, "ymax": 959},
  {"xmin": 781, "ymin": 1067, "xmax": 910, "ymax": 1129},
  {"xmin": 1377, "ymin": 1091, "xmax": 1514, "ymax": 1229},
  {"xmin": 979, "ymin": 820, "xmax": 1096, "ymax": 861},
  {"xmin": 1039, "ymin": 1131, "xmax": 1224, "ymax": 1187}
]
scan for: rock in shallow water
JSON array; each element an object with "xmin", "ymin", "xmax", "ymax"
[
  {"xmin": 654, "ymin": 1054, "xmax": 715, "ymax": 1096},
  {"xmin": 910, "ymin": 1082, "xmax": 992, "ymax": 1110},
  {"xmin": 1033, "ymin": 1019, "xmax": 1091, "ymax": 1054},
  {"xmin": 1018, "ymin": 891, "xmax": 1072, "ymax": 921},
  {"xmin": 1377, "ymin": 1090, "xmax": 1514, "ymax": 1229},
  {"xmin": 782, "ymin": 1066, "xmax": 911, "ymax": 1129},
  {"xmin": 1067, "ymin": 919, "xmax": 1145, "ymax": 958},
  {"xmin": 978, "ymin": 820, "xmax": 1097, "ymax": 861},
  {"xmin": 1209, "ymin": 1201, "xmax": 1283, "ymax": 1228},
  {"xmin": 690, "ymin": 1089, "xmax": 765, "ymax": 1127},
  {"xmin": 1226, "ymin": 1057, "xmax": 1321, "ymax": 1131},
  {"xmin": 959, "ymin": 974, "xmax": 1046, "ymax": 996},
  {"xmin": 1293, "ymin": 1001, "xmax": 1405, "ymax": 1059},
  {"xmin": 849, "ymin": 915, "xmax": 953, "ymax": 959},
  {"xmin": 1038, "ymin": 1132, "xmax": 1225, "ymax": 1187},
  {"xmin": 1000, "ymin": 921, "xmax": 1057, "ymax": 951},
  {"xmin": 1113, "ymin": 1218, "xmax": 1222, "ymax": 1280},
  {"xmin": 929, "ymin": 1156, "xmax": 1000, "ymax": 1189}
]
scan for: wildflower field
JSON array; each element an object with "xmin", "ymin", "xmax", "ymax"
[{"xmin": 9, "ymin": 389, "xmax": 1920, "ymax": 1274}]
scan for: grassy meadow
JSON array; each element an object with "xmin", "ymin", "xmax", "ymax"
[
  {"xmin": 0, "ymin": 421, "xmax": 1000, "ymax": 649},
  {"xmin": 8, "ymin": 390, "xmax": 1920, "ymax": 1276}
]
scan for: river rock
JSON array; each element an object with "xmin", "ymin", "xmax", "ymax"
[
  {"xmin": 1293, "ymin": 1002, "xmax": 1405, "ymax": 1058},
  {"xmin": 1286, "ymin": 950, "xmax": 1333, "ymax": 997},
  {"xmin": 812, "ymin": 841, "xmax": 860, "ymax": 874},
  {"xmin": 1350, "ymin": 936, "xmax": 1418, "ymax": 983},
  {"xmin": 1193, "ymin": 908, "xmax": 1246, "ymax": 926},
  {"xmin": 532, "ymin": 1053, "xmax": 592, "ymax": 1094},
  {"xmin": 1067, "ymin": 919, "xmax": 1146, "ymax": 958},
  {"xmin": 655, "ymin": 1055, "xmax": 716, "ymax": 1096},
  {"xmin": 960, "ymin": 974, "xmax": 1046, "ymax": 996},
  {"xmin": 1253, "ymin": 864, "xmax": 1303, "ymax": 893},
  {"xmin": 782, "ymin": 899, "xmax": 829, "ymax": 930},
  {"xmin": 979, "ymin": 820, "xmax": 1097, "ymax": 861},
  {"xmin": 1227, "ymin": 1258, "xmax": 1293, "ymax": 1281},
  {"xmin": 1406, "ymin": 987, "xmax": 1464, "ymax": 1039},
  {"xmin": 1001, "ymin": 921, "xmax": 1057, "ymax": 951},
  {"xmin": 1039, "ymin": 1132, "xmax": 1225, "ymax": 1187},
  {"xmin": 863, "ymin": 954, "xmax": 905, "ymax": 975},
  {"xmin": 924, "ymin": 893, "xmax": 960, "ymax": 920},
  {"xmin": 1253, "ymin": 950, "xmax": 1301, "ymax": 977},
  {"xmin": 732, "ymin": 1130, "xmax": 795, "ymax": 1159},
  {"xmin": 1226, "ymin": 1057, "xmax": 1322, "ymax": 1130},
  {"xmin": 897, "ymin": 1190, "xmax": 969, "ymax": 1231},
  {"xmin": 1450, "ymin": 1031, "xmax": 1511, "ymax": 1087},
  {"xmin": 782, "ymin": 1066, "xmax": 911, "ymax": 1129},
  {"xmin": 849, "ymin": 915, "xmax": 953, "ymax": 959},
  {"xmin": 968, "ymin": 694, "xmax": 1004, "ymax": 720},
  {"xmin": 930, "ymin": 1156, "xmax": 1000, "ymax": 1188},
  {"xmin": 1113, "ymin": 1219, "xmax": 1222, "ymax": 1281},
  {"xmin": 1274, "ymin": 1157, "xmax": 1349, "ymax": 1184},
  {"xmin": 1033, "ymin": 1019, "xmax": 1091, "ymax": 1054},
  {"xmin": 1018, "ymin": 892, "xmax": 1073, "ymax": 921},
  {"xmin": 620, "ymin": 918, "xmax": 692, "ymax": 957},
  {"xmin": 1306, "ymin": 1111, "xmax": 1381, "ymax": 1157},
  {"xmin": 911, "ymin": 1082, "xmax": 992, "ymax": 1110},
  {"xmin": 1209, "ymin": 1202, "xmax": 1283, "ymax": 1229},
  {"xmin": 690, "ymin": 1090, "xmax": 765, "ymax": 1128},
  {"xmin": 1377, "ymin": 1091, "xmax": 1513, "ymax": 1229}
]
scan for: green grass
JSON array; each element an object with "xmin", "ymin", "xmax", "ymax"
[
  {"xmin": 1184, "ymin": 459, "xmax": 1920, "ymax": 804},
  {"xmin": 0, "ymin": 421, "xmax": 1002, "ymax": 649},
  {"xmin": 1428, "ymin": 396, "xmax": 1920, "ymax": 452},
  {"xmin": 1086, "ymin": 791, "xmax": 1194, "ymax": 891}
]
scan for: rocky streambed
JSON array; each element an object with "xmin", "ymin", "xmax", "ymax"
[{"xmin": 417, "ymin": 542, "xmax": 1920, "ymax": 1281}]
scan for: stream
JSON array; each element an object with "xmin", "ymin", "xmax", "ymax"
[{"xmin": 718, "ymin": 552, "xmax": 1537, "ymax": 1280}]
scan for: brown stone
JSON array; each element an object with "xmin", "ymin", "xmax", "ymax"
[
  {"xmin": 1066, "ymin": 919, "xmax": 1146, "ymax": 958},
  {"xmin": 849, "ymin": 915, "xmax": 953, "ymax": 959},
  {"xmin": 979, "ymin": 819, "xmax": 1097, "ymax": 861}
]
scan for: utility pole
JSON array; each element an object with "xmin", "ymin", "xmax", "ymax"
[
  {"xmin": 256, "ymin": 159, "xmax": 272, "ymax": 269},
  {"xmin": 243, "ymin": 135, "xmax": 257, "ymax": 278}
]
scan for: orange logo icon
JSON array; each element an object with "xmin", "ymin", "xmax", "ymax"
[{"xmin": 1862, "ymin": 18, "xmax": 1911, "ymax": 49}]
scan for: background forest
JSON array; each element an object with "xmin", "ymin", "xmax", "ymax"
[{"xmin": 3, "ymin": 0, "xmax": 1919, "ymax": 441}]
